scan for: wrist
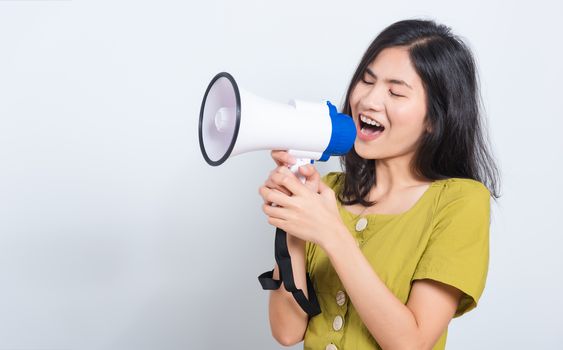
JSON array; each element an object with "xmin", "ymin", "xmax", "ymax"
[
  {"xmin": 287, "ymin": 233, "xmax": 305, "ymax": 245},
  {"xmin": 321, "ymin": 222, "xmax": 352, "ymax": 256}
]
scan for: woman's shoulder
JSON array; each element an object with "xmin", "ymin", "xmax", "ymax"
[
  {"xmin": 433, "ymin": 177, "xmax": 491, "ymax": 216},
  {"xmin": 435, "ymin": 177, "xmax": 491, "ymax": 197}
]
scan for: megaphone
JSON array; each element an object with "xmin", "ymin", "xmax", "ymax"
[{"xmin": 198, "ymin": 72, "xmax": 356, "ymax": 177}]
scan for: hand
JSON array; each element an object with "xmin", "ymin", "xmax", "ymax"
[
  {"xmin": 258, "ymin": 164, "xmax": 343, "ymax": 248},
  {"xmin": 265, "ymin": 150, "xmax": 317, "ymax": 247},
  {"xmin": 267, "ymin": 150, "xmax": 321, "ymax": 195}
]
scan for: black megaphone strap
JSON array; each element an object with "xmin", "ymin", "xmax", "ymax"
[{"xmin": 258, "ymin": 227, "xmax": 321, "ymax": 317}]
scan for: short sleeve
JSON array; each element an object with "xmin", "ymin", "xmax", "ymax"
[
  {"xmin": 411, "ymin": 179, "xmax": 491, "ymax": 318},
  {"xmin": 321, "ymin": 171, "xmax": 343, "ymax": 192}
]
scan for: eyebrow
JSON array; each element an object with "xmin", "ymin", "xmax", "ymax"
[{"xmin": 365, "ymin": 67, "xmax": 413, "ymax": 90}]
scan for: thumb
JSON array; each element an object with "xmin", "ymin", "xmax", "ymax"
[
  {"xmin": 318, "ymin": 180, "xmax": 333, "ymax": 196},
  {"xmin": 299, "ymin": 164, "xmax": 320, "ymax": 192},
  {"xmin": 298, "ymin": 164, "xmax": 316, "ymax": 177}
]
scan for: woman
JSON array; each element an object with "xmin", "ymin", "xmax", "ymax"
[{"xmin": 258, "ymin": 19, "xmax": 501, "ymax": 350}]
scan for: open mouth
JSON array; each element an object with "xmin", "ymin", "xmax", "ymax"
[{"xmin": 359, "ymin": 115, "xmax": 385, "ymax": 136}]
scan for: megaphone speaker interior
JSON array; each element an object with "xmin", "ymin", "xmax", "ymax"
[{"xmin": 199, "ymin": 72, "xmax": 241, "ymax": 166}]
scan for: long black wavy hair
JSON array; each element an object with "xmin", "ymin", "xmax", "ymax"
[{"xmin": 338, "ymin": 19, "xmax": 502, "ymax": 206}]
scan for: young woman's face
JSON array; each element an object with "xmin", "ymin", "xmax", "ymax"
[{"xmin": 349, "ymin": 46, "xmax": 429, "ymax": 160}]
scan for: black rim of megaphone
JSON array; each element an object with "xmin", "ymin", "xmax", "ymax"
[{"xmin": 198, "ymin": 71, "xmax": 241, "ymax": 166}]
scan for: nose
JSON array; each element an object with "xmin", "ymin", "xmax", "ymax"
[{"xmin": 358, "ymin": 84, "xmax": 385, "ymax": 113}]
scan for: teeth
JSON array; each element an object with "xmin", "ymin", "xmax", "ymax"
[{"xmin": 360, "ymin": 114, "xmax": 382, "ymax": 127}]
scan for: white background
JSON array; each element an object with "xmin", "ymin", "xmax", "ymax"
[{"xmin": 1, "ymin": 0, "xmax": 562, "ymax": 349}]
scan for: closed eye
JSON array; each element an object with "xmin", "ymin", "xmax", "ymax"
[
  {"xmin": 389, "ymin": 90, "xmax": 403, "ymax": 97},
  {"xmin": 361, "ymin": 76, "xmax": 405, "ymax": 97}
]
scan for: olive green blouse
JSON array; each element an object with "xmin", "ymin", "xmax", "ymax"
[{"xmin": 303, "ymin": 172, "xmax": 491, "ymax": 350}]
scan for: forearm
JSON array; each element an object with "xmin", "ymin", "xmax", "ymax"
[
  {"xmin": 268, "ymin": 235, "xmax": 309, "ymax": 346},
  {"xmin": 322, "ymin": 226, "xmax": 423, "ymax": 350}
]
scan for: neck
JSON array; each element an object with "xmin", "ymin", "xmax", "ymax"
[{"xmin": 370, "ymin": 151, "xmax": 429, "ymax": 198}]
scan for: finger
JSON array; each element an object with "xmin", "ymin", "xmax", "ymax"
[
  {"xmin": 267, "ymin": 190, "xmax": 291, "ymax": 205},
  {"xmin": 263, "ymin": 178, "xmax": 292, "ymax": 196},
  {"xmin": 265, "ymin": 167, "xmax": 295, "ymax": 195},
  {"xmin": 299, "ymin": 164, "xmax": 320, "ymax": 192},
  {"xmin": 271, "ymin": 164, "xmax": 300, "ymax": 182},
  {"xmin": 270, "ymin": 150, "xmax": 283, "ymax": 167},
  {"xmin": 262, "ymin": 178, "xmax": 292, "ymax": 200},
  {"xmin": 269, "ymin": 171, "xmax": 307, "ymax": 197},
  {"xmin": 275, "ymin": 164, "xmax": 297, "ymax": 176},
  {"xmin": 273, "ymin": 164, "xmax": 292, "ymax": 175},
  {"xmin": 318, "ymin": 180, "xmax": 329, "ymax": 192},
  {"xmin": 318, "ymin": 180, "xmax": 335, "ymax": 198},
  {"xmin": 271, "ymin": 150, "xmax": 296, "ymax": 167},
  {"xmin": 298, "ymin": 163, "xmax": 317, "ymax": 177},
  {"xmin": 258, "ymin": 185, "xmax": 293, "ymax": 207},
  {"xmin": 262, "ymin": 203, "xmax": 290, "ymax": 220},
  {"xmin": 266, "ymin": 216, "xmax": 288, "ymax": 231}
]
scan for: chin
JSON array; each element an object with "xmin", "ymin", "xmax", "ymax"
[{"xmin": 354, "ymin": 145, "xmax": 379, "ymax": 160}]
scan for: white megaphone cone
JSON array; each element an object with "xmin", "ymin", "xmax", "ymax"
[{"xmin": 199, "ymin": 72, "xmax": 356, "ymax": 180}]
